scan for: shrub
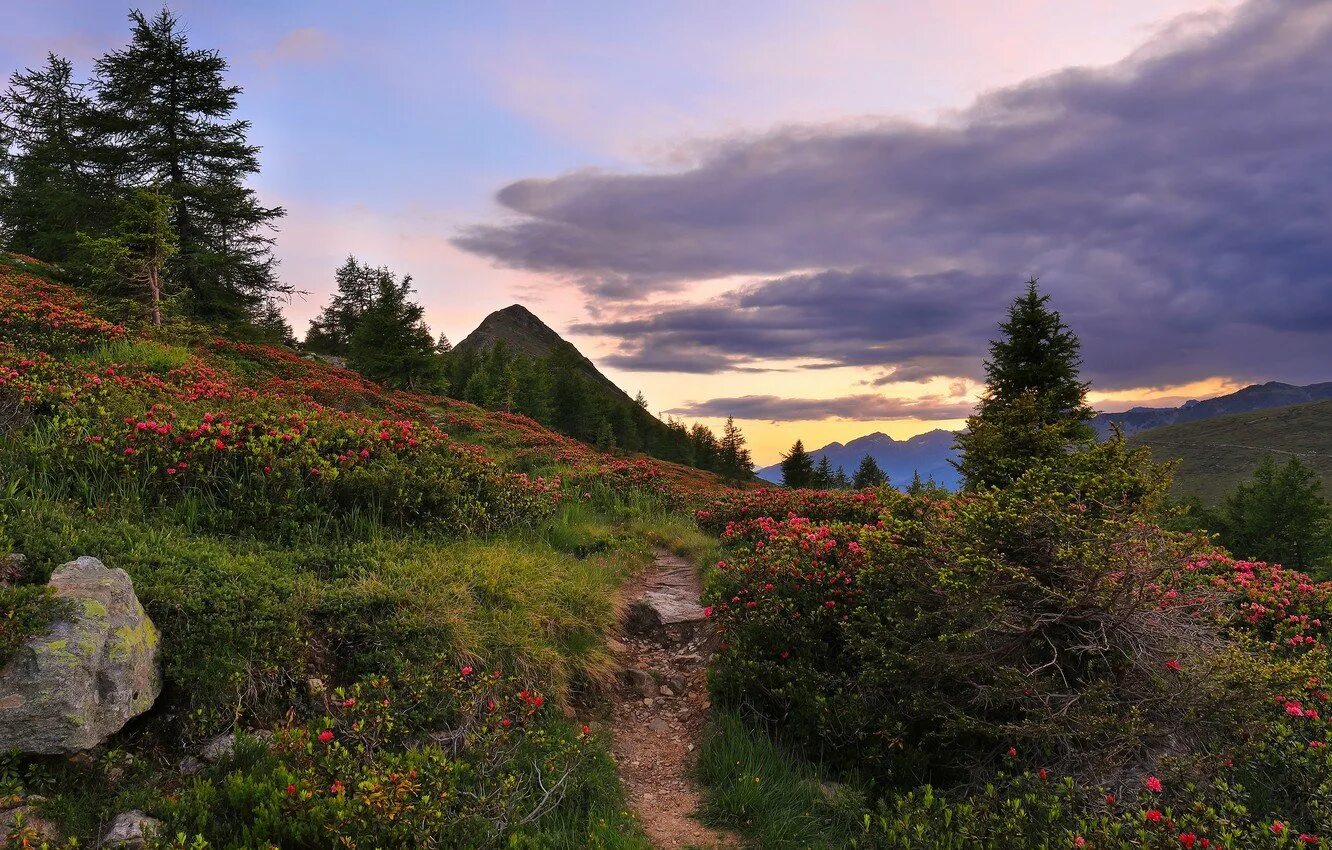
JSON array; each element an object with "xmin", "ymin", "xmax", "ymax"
[
  {"xmin": 159, "ymin": 666, "xmax": 602, "ymax": 848},
  {"xmin": 706, "ymin": 440, "xmax": 1318, "ymax": 810}
]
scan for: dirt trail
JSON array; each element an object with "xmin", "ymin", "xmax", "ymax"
[{"xmin": 606, "ymin": 548, "xmax": 737, "ymax": 849}]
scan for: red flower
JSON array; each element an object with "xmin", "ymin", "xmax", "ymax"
[
  {"xmin": 1145, "ymin": 775, "xmax": 1163, "ymax": 793},
  {"xmin": 1179, "ymin": 834, "xmax": 1196, "ymax": 848},
  {"xmin": 581, "ymin": 725, "xmax": 591, "ymax": 735},
  {"xmin": 1146, "ymin": 810, "xmax": 1163, "ymax": 823},
  {"xmin": 1038, "ymin": 768, "xmax": 1048, "ymax": 780},
  {"xmin": 318, "ymin": 730, "xmax": 334, "ymax": 744},
  {"xmin": 1272, "ymin": 822, "xmax": 1285, "ymax": 835},
  {"xmin": 1007, "ymin": 747, "xmax": 1017, "ymax": 757},
  {"xmin": 1165, "ymin": 659, "xmax": 1182, "ymax": 672},
  {"xmin": 501, "ymin": 717, "xmax": 512, "ymax": 728},
  {"xmin": 286, "ymin": 783, "xmax": 297, "ymax": 796},
  {"xmin": 461, "ymin": 665, "xmax": 473, "ymax": 676}
]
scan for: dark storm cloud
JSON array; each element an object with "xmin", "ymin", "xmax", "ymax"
[
  {"xmin": 666, "ymin": 393, "xmax": 975, "ymax": 423},
  {"xmin": 458, "ymin": 0, "xmax": 1332, "ymax": 388}
]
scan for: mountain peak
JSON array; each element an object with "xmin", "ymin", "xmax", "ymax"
[{"xmin": 457, "ymin": 303, "xmax": 632, "ymax": 402}]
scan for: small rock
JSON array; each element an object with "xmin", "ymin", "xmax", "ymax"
[
  {"xmin": 177, "ymin": 756, "xmax": 204, "ymax": 776},
  {"xmin": 674, "ymin": 653, "xmax": 702, "ymax": 664},
  {"xmin": 100, "ymin": 810, "xmax": 162, "ymax": 849},
  {"xmin": 306, "ymin": 677, "xmax": 326, "ymax": 695},
  {"xmin": 622, "ymin": 667, "xmax": 656, "ymax": 697},
  {"xmin": 647, "ymin": 718, "xmax": 671, "ymax": 734},
  {"xmin": 659, "ymin": 685, "xmax": 675, "ymax": 697},
  {"xmin": 200, "ymin": 733, "xmax": 235, "ymax": 763},
  {"xmin": 687, "ymin": 743, "xmax": 695, "ymax": 752},
  {"xmin": 642, "ymin": 697, "xmax": 654, "ymax": 707}
]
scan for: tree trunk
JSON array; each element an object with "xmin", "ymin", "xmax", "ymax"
[{"xmin": 147, "ymin": 262, "xmax": 162, "ymax": 327}]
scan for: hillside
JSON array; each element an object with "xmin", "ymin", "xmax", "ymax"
[
  {"xmin": 458, "ymin": 303, "xmax": 635, "ymax": 404},
  {"xmin": 1129, "ymin": 397, "xmax": 1332, "ymax": 503},
  {"xmin": 756, "ymin": 429, "xmax": 959, "ymax": 488},
  {"xmin": 1094, "ymin": 380, "xmax": 1332, "ymax": 437},
  {"xmin": 0, "ymin": 253, "xmax": 730, "ymax": 846}
]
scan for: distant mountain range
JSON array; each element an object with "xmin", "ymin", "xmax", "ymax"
[
  {"xmin": 757, "ymin": 429, "xmax": 961, "ymax": 488},
  {"xmin": 758, "ymin": 381, "xmax": 1332, "ymax": 489},
  {"xmin": 1092, "ymin": 381, "xmax": 1332, "ymax": 438}
]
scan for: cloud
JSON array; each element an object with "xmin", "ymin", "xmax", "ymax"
[
  {"xmin": 252, "ymin": 28, "xmax": 337, "ymax": 68},
  {"xmin": 666, "ymin": 393, "xmax": 975, "ymax": 422},
  {"xmin": 458, "ymin": 0, "xmax": 1332, "ymax": 389}
]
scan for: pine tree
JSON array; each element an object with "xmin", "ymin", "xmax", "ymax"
[
  {"xmin": 435, "ymin": 333, "xmax": 452, "ymax": 354},
  {"xmin": 719, "ymin": 417, "xmax": 754, "ymax": 480},
  {"xmin": 954, "ymin": 278, "xmax": 1095, "ymax": 490},
  {"xmin": 1220, "ymin": 455, "xmax": 1332, "ymax": 575},
  {"xmin": 853, "ymin": 454, "xmax": 888, "ymax": 488},
  {"xmin": 70, "ymin": 187, "xmax": 176, "ymax": 325},
  {"xmin": 814, "ymin": 455, "xmax": 834, "ymax": 489},
  {"xmin": 0, "ymin": 53, "xmax": 108, "ymax": 261},
  {"xmin": 780, "ymin": 439, "xmax": 815, "ymax": 488},
  {"xmin": 833, "ymin": 467, "xmax": 851, "ymax": 489},
  {"xmin": 347, "ymin": 272, "xmax": 439, "ymax": 390},
  {"xmin": 94, "ymin": 10, "xmax": 285, "ymax": 323}
]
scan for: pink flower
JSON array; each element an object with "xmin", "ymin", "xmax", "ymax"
[
  {"xmin": 1144, "ymin": 775, "xmax": 1163, "ymax": 793},
  {"xmin": 1007, "ymin": 747, "xmax": 1018, "ymax": 757},
  {"xmin": 461, "ymin": 665, "xmax": 473, "ymax": 676}
]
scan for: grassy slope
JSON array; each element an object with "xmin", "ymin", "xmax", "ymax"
[
  {"xmin": 1129, "ymin": 398, "xmax": 1332, "ymax": 502},
  {"xmin": 0, "ymin": 254, "xmax": 726, "ymax": 847}
]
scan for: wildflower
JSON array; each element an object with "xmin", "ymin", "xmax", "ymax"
[
  {"xmin": 1007, "ymin": 747, "xmax": 1017, "ymax": 757},
  {"xmin": 1179, "ymin": 834, "xmax": 1196, "ymax": 848},
  {"xmin": 1105, "ymin": 794, "xmax": 1115, "ymax": 806},
  {"xmin": 1145, "ymin": 775, "xmax": 1163, "ymax": 793},
  {"xmin": 1075, "ymin": 838, "xmax": 1086, "ymax": 847},
  {"xmin": 461, "ymin": 665, "xmax": 473, "ymax": 676},
  {"xmin": 1299, "ymin": 835, "xmax": 1320, "ymax": 845},
  {"xmin": 501, "ymin": 718, "xmax": 512, "ymax": 728},
  {"xmin": 1038, "ymin": 768, "xmax": 1048, "ymax": 780},
  {"xmin": 1146, "ymin": 810, "xmax": 1163, "ymax": 823},
  {"xmin": 330, "ymin": 780, "xmax": 345, "ymax": 795},
  {"xmin": 318, "ymin": 730, "xmax": 334, "ymax": 744},
  {"xmin": 1272, "ymin": 822, "xmax": 1285, "ymax": 835},
  {"xmin": 342, "ymin": 697, "xmax": 356, "ymax": 708},
  {"xmin": 287, "ymin": 783, "xmax": 297, "ymax": 796},
  {"xmin": 581, "ymin": 725, "xmax": 591, "ymax": 735},
  {"xmin": 1165, "ymin": 659, "xmax": 1182, "ymax": 672}
]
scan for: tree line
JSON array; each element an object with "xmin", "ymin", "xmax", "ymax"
[{"xmin": 0, "ymin": 9, "xmax": 289, "ymax": 336}]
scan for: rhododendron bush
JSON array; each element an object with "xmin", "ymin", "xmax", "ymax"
[
  {"xmin": 704, "ymin": 439, "xmax": 1332, "ymax": 841},
  {"xmin": 0, "ymin": 262, "xmax": 709, "ymax": 538}
]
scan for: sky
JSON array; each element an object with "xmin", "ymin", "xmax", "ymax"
[{"xmin": 7, "ymin": 0, "xmax": 1331, "ymax": 464}]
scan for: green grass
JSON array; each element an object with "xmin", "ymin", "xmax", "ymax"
[
  {"xmin": 1130, "ymin": 398, "xmax": 1332, "ymax": 502},
  {"xmin": 78, "ymin": 337, "xmax": 195, "ymax": 373},
  {"xmin": 696, "ymin": 711, "xmax": 869, "ymax": 849}
]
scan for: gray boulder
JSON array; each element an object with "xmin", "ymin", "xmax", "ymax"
[
  {"xmin": 0, "ymin": 557, "xmax": 161, "ymax": 754},
  {"xmin": 99, "ymin": 810, "xmax": 162, "ymax": 849}
]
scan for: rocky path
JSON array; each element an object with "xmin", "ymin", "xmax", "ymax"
[{"xmin": 607, "ymin": 548, "xmax": 736, "ymax": 849}]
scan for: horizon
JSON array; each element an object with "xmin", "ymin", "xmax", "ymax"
[{"xmin": 6, "ymin": 0, "xmax": 1330, "ymax": 464}]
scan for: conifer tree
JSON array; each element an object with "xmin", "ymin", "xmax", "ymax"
[
  {"xmin": 853, "ymin": 454, "xmax": 888, "ymax": 488},
  {"xmin": 954, "ymin": 278, "xmax": 1095, "ymax": 490},
  {"xmin": 832, "ymin": 467, "xmax": 851, "ymax": 489},
  {"xmin": 814, "ymin": 455, "xmax": 834, "ymax": 489},
  {"xmin": 347, "ymin": 272, "xmax": 439, "ymax": 390},
  {"xmin": 94, "ymin": 10, "xmax": 285, "ymax": 323},
  {"xmin": 0, "ymin": 53, "xmax": 108, "ymax": 260},
  {"xmin": 781, "ymin": 439, "xmax": 815, "ymax": 488},
  {"xmin": 70, "ymin": 187, "xmax": 176, "ymax": 325},
  {"xmin": 719, "ymin": 416, "xmax": 754, "ymax": 480},
  {"xmin": 1220, "ymin": 455, "xmax": 1332, "ymax": 574},
  {"xmin": 435, "ymin": 333, "xmax": 452, "ymax": 354}
]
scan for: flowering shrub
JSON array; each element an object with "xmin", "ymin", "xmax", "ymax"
[
  {"xmin": 160, "ymin": 664, "xmax": 605, "ymax": 847},
  {"xmin": 706, "ymin": 440, "xmax": 1332, "ymax": 837},
  {"xmin": 694, "ymin": 486, "xmax": 893, "ymax": 535}
]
